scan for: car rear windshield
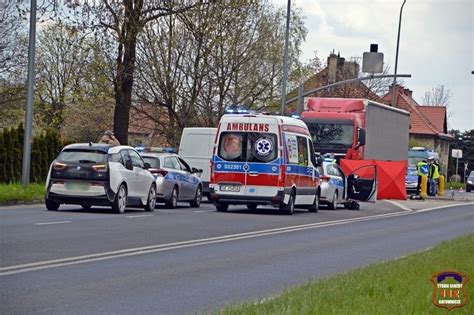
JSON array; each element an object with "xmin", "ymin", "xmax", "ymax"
[
  {"xmin": 57, "ymin": 150, "xmax": 108, "ymax": 163},
  {"xmin": 218, "ymin": 132, "xmax": 278, "ymax": 163},
  {"xmin": 142, "ymin": 156, "xmax": 161, "ymax": 169}
]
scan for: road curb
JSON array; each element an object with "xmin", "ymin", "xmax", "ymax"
[{"xmin": 0, "ymin": 200, "xmax": 43, "ymax": 207}]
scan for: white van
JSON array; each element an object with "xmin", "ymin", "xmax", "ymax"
[{"xmin": 178, "ymin": 127, "xmax": 217, "ymax": 198}]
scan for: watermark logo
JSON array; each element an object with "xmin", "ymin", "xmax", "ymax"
[{"xmin": 431, "ymin": 270, "xmax": 469, "ymax": 310}]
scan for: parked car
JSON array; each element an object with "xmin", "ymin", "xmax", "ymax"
[
  {"xmin": 45, "ymin": 144, "xmax": 157, "ymax": 213},
  {"xmin": 139, "ymin": 149, "xmax": 203, "ymax": 208},
  {"xmin": 405, "ymin": 165, "xmax": 418, "ymax": 192},
  {"xmin": 467, "ymin": 171, "xmax": 474, "ymax": 192},
  {"xmin": 318, "ymin": 159, "xmax": 346, "ymax": 209}
]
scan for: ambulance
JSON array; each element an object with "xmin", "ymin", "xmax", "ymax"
[{"xmin": 209, "ymin": 114, "xmax": 321, "ymax": 214}]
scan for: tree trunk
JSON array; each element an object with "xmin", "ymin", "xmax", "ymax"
[{"xmin": 113, "ymin": 33, "xmax": 137, "ymax": 145}]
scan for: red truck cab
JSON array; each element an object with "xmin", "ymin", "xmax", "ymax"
[{"xmin": 301, "ymin": 98, "xmax": 367, "ymax": 160}]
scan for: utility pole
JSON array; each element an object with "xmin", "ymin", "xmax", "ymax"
[
  {"xmin": 21, "ymin": 0, "xmax": 37, "ymax": 186},
  {"xmin": 390, "ymin": 0, "xmax": 407, "ymax": 107},
  {"xmin": 280, "ymin": 0, "xmax": 291, "ymax": 114}
]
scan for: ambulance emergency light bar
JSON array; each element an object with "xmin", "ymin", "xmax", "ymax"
[{"xmin": 224, "ymin": 106, "xmax": 301, "ymax": 119}]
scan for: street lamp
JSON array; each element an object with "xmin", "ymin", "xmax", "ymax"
[
  {"xmin": 21, "ymin": 0, "xmax": 37, "ymax": 185},
  {"xmin": 280, "ymin": 0, "xmax": 291, "ymax": 114},
  {"xmin": 390, "ymin": 0, "xmax": 407, "ymax": 107}
]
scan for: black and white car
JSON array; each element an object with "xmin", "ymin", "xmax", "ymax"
[
  {"xmin": 45, "ymin": 143, "xmax": 157, "ymax": 213},
  {"xmin": 317, "ymin": 158, "xmax": 378, "ymax": 210}
]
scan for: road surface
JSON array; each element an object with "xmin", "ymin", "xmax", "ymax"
[{"xmin": 1, "ymin": 201, "xmax": 473, "ymax": 314}]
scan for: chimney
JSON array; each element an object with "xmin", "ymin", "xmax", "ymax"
[
  {"xmin": 388, "ymin": 84, "xmax": 400, "ymax": 107},
  {"xmin": 406, "ymin": 89, "xmax": 413, "ymax": 98},
  {"xmin": 344, "ymin": 62, "xmax": 360, "ymax": 80},
  {"xmin": 327, "ymin": 52, "xmax": 338, "ymax": 84}
]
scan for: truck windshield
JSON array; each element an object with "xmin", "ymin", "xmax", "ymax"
[{"xmin": 306, "ymin": 123, "xmax": 354, "ymax": 147}]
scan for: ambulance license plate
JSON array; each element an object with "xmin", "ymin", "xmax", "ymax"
[{"xmin": 219, "ymin": 184, "xmax": 240, "ymax": 192}]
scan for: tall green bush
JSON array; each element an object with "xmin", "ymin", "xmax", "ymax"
[
  {"xmin": 0, "ymin": 124, "xmax": 66, "ymax": 183},
  {"xmin": 0, "ymin": 133, "xmax": 6, "ymax": 183},
  {"xmin": 3, "ymin": 128, "xmax": 14, "ymax": 183},
  {"xmin": 10, "ymin": 127, "xmax": 22, "ymax": 181}
]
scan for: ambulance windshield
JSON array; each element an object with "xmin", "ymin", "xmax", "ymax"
[{"xmin": 218, "ymin": 132, "xmax": 277, "ymax": 163}]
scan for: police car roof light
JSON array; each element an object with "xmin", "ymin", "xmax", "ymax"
[{"xmin": 142, "ymin": 147, "xmax": 177, "ymax": 153}]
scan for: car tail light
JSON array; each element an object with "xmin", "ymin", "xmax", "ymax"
[
  {"xmin": 53, "ymin": 162, "xmax": 67, "ymax": 170},
  {"xmin": 149, "ymin": 168, "xmax": 168, "ymax": 177},
  {"xmin": 321, "ymin": 175, "xmax": 330, "ymax": 182},
  {"xmin": 278, "ymin": 165, "xmax": 286, "ymax": 187},
  {"xmin": 92, "ymin": 164, "xmax": 107, "ymax": 172}
]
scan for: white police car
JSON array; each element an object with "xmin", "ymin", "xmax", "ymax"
[
  {"xmin": 318, "ymin": 159, "xmax": 345, "ymax": 209},
  {"xmin": 45, "ymin": 143, "xmax": 157, "ymax": 213}
]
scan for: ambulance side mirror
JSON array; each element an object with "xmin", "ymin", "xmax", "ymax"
[{"xmin": 314, "ymin": 155, "xmax": 323, "ymax": 167}]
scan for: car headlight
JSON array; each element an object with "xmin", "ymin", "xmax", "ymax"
[{"xmin": 468, "ymin": 180, "xmax": 473, "ymax": 184}]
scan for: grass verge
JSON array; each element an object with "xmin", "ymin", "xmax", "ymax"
[
  {"xmin": 0, "ymin": 182, "xmax": 45, "ymax": 204},
  {"xmin": 446, "ymin": 181, "xmax": 466, "ymax": 190},
  {"xmin": 219, "ymin": 233, "xmax": 474, "ymax": 314}
]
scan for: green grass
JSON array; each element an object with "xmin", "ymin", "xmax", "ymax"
[
  {"xmin": 0, "ymin": 182, "xmax": 45, "ymax": 203},
  {"xmin": 219, "ymin": 234, "xmax": 474, "ymax": 314},
  {"xmin": 446, "ymin": 181, "xmax": 466, "ymax": 190}
]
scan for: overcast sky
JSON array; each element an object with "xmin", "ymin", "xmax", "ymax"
[{"xmin": 273, "ymin": 0, "xmax": 473, "ymax": 131}]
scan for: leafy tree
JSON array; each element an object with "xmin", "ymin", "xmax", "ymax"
[
  {"xmin": 74, "ymin": 0, "xmax": 205, "ymax": 145},
  {"xmin": 448, "ymin": 129, "xmax": 474, "ymax": 180},
  {"xmin": 134, "ymin": 1, "xmax": 307, "ymax": 146}
]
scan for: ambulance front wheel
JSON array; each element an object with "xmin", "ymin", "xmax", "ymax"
[{"xmin": 215, "ymin": 203, "xmax": 229, "ymax": 212}]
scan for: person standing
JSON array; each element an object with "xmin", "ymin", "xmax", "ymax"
[
  {"xmin": 99, "ymin": 130, "xmax": 121, "ymax": 146},
  {"xmin": 429, "ymin": 158, "xmax": 440, "ymax": 196},
  {"xmin": 416, "ymin": 159, "xmax": 429, "ymax": 195}
]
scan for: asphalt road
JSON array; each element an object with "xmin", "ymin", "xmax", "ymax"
[{"xmin": 1, "ymin": 201, "xmax": 473, "ymax": 314}]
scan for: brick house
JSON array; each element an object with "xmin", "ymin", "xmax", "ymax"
[
  {"xmin": 381, "ymin": 85, "xmax": 452, "ymax": 172},
  {"xmin": 128, "ymin": 104, "xmax": 169, "ymax": 147}
]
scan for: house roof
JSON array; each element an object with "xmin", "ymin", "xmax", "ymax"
[
  {"xmin": 285, "ymin": 54, "xmax": 380, "ymax": 113},
  {"xmin": 129, "ymin": 105, "xmax": 157, "ymax": 135},
  {"xmin": 381, "ymin": 85, "xmax": 452, "ymax": 139},
  {"xmin": 416, "ymin": 106, "xmax": 448, "ymax": 134}
]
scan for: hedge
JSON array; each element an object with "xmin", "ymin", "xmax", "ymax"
[{"xmin": 0, "ymin": 124, "xmax": 66, "ymax": 183}]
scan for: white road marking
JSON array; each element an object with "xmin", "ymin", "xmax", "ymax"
[
  {"xmin": 384, "ymin": 200, "xmax": 413, "ymax": 212},
  {"xmin": 2, "ymin": 203, "xmax": 472, "ymax": 276},
  {"xmin": 194, "ymin": 210, "xmax": 215, "ymax": 213},
  {"xmin": 126, "ymin": 215, "xmax": 154, "ymax": 218},
  {"xmin": 416, "ymin": 203, "xmax": 474, "ymax": 213},
  {"xmin": 34, "ymin": 221, "xmax": 71, "ymax": 226}
]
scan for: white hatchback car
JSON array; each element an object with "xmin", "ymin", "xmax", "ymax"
[{"xmin": 45, "ymin": 143, "xmax": 157, "ymax": 213}]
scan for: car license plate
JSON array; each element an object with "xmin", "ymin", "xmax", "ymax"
[
  {"xmin": 219, "ymin": 184, "xmax": 240, "ymax": 192},
  {"xmin": 65, "ymin": 182, "xmax": 90, "ymax": 191}
]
